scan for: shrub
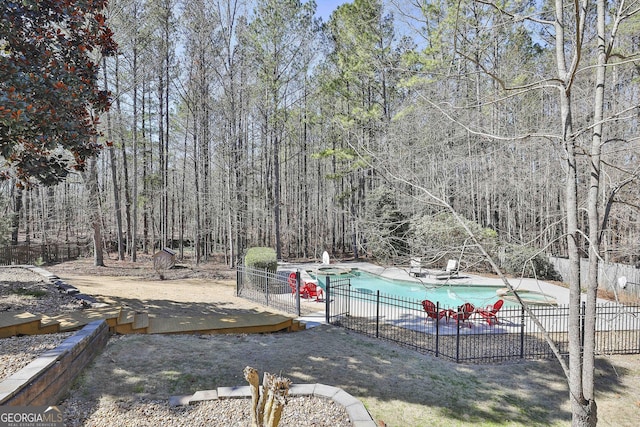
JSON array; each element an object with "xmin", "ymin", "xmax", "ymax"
[
  {"xmin": 244, "ymin": 247, "xmax": 277, "ymax": 272},
  {"xmin": 500, "ymin": 245, "xmax": 561, "ymax": 280},
  {"xmin": 409, "ymin": 212, "xmax": 498, "ymax": 271}
]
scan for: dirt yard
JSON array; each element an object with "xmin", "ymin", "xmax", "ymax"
[
  {"xmin": 10, "ymin": 258, "xmax": 640, "ymax": 426},
  {"xmin": 46, "ymin": 256, "xmax": 274, "ymax": 317}
]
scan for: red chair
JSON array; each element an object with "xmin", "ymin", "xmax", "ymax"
[
  {"xmin": 303, "ymin": 282, "xmax": 324, "ymax": 301},
  {"xmin": 289, "ymin": 272, "xmax": 323, "ymax": 301},
  {"xmin": 451, "ymin": 302, "xmax": 475, "ymax": 326},
  {"xmin": 475, "ymin": 299, "xmax": 504, "ymax": 325},
  {"xmin": 421, "ymin": 300, "xmax": 450, "ymax": 323},
  {"xmin": 288, "ymin": 272, "xmax": 298, "ymax": 295}
]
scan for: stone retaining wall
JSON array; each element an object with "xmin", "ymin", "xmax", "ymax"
[{"xmin": 0, "ymin": 320, "xmax": 109, "ymax": 406}]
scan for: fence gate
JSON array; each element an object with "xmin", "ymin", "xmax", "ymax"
[
  {"xmin": 325, "ymin": 276, "xmax": 351, "ymax": 324},
  {"xmin": 236, "ymin": 266, "xmax": 301, "ymax": 316}
]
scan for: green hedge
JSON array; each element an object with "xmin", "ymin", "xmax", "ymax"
[{"xmin": 244, "ymin": 247, "xmax": 277, "ymax": 272}]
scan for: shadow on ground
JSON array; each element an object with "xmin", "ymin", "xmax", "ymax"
[
  {"xmin": 47, "ymin": 261, "xmax": 638, "ymax": 426},
  {"xmin": 61, "ymin": 322, "xmax": 639, "ymax": 427}
]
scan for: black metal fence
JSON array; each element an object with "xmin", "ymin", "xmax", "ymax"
[
  {"xmin": 237, "ymin": 266, "xmax": 640, "ymax": 363},
  {"xmin": 237, "ymin": 266, "xmax": 328, "ymax": 317},
  {"xmin": 0, "ymin": 243, "xmax": 91, "ymax": 266}
]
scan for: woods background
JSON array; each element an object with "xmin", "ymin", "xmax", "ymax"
[{"xmin": 1, "ymin": 0, "xmax": 639, "ymax": 270}]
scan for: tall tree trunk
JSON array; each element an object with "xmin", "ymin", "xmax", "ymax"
[
  {"xmin": 11, "ymin": 185, "xmax": 22, "ymax": 245},
  {"xmin": 553, "ymin": 0, "xmax": 596, "ymax": 424},
  {"xmin": 179, "ymin": 121, "xmax": 189, "ymax": 259},
  {"xmin": 158, "ymin": 69, "xmax": 165, "ymax": 251},
  {"xmin": 581, "ymin": 0, "xmax": 610, "ymax": 423},
  {"xmin": 103, "ymin": 57, "xmax": 124, "ymax": 260},
  {"xmin": 142, "ymin": 76, "xmax": 149, "ymax": 254},
  {"xmin": 85, "ymin": 155, "xmax": 104, "ymax": 267},
  {"xmin": 114, "ymin": 54, "xmax": 132, "ymax": 259},
  {"xmin": 562, "ymin": 90, "xmax": 590, "ymax": 426},
  {"xmin": 164, "ymin": 14, "xmax": 171, "ymax": 251},
  {"xmin": 24, "ymin": 190, "xmax": 30, "ymax": 245},
  {"xmin": 193, "ymin": 115, "xmax": 201, "ymax": 265},
  {"xmin": 131, "ymin": 41, "xmax": 139, "ymax": 262},
  {"xmin": 274, "ymin": 133, "xmax": 282, "ymax": 259}
]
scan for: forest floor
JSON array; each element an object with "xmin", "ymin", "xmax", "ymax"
[{"xmin": 3, "ymin": 257, "xmax": 640, "ymax": 426}]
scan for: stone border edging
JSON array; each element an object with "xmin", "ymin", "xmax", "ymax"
[
  {"xmin": 0, "ymin": 320, "xmax": 109, "ymax": 406},
  {"xmin": 169, "ymin": 383, "xmax": 377, "ymax": 427},
  {"xmin": 28, "ymin": 265, "xmax": 103, "ymax": 307},
  {"xmin": 3, "ymin": 264, "xmax": 104, "ymax": 308}
]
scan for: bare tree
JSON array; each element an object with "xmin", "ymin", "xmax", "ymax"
[
  {"xmin": 83, "ymin": 154, "xmax": 104, "ymax": 267},
  {"xmin": 388, "ymin": 1, "xmax": 640, "ymax": 425},
  {"xmin": 243, "ymin": 0, "xmax": 319, "ymax": 260}
]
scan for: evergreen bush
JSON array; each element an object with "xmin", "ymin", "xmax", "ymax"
[{"xmin": 244, "ymin": 247, "xmax": 278, "ymax": 272}]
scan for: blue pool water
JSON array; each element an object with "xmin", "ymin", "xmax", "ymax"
[{"xmin": 314, "ymin": 270, "xmax": 509, "ymax": 308}]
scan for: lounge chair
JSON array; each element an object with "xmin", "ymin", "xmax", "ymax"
[
  {"xmin": 409, "ymin": 257, "xmax": 425, "ymax": 277},
  {"xmin": 435, "ymin": 259, "xmax": 460, "ymax": 280},
  {"xmin": 475, "ymin": 299, "xmax": 504, "ymax": 325},
  {"xmin": 450, "ymin": 302, "xmax": 475, "ymax": 326},
  {"xmin": 421, "ymin": 299, "xmax": 450, "ymax": 323}
]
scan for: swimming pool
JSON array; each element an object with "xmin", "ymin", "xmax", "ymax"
[{"xmin": 313, "ymin": 270, "xmax": 514, "ymax": 308}]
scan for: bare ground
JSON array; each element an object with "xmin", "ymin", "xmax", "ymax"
[{"xmin": 5, "ymin": 258, "xmax": 640, "ymax": 426}]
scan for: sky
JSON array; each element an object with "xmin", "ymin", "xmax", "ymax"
[{"xmin": 313, "ymin": 0, "xmax": 349, "ymax": 22}]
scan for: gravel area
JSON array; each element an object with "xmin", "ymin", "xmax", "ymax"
[
  {"xmin": 1, "ymin": 266, "xmax": 82, "ymax": 380},
  {"xmin": 0, "ymin": 333, "xmax": 73, "ymax": 380},
  {"xmin": 0, "ymin": 266, "xmax": 85, "ymax": 315},
  {"xmin": 63, "ymin": 395, "xmax": 351, "ymax": 427}
]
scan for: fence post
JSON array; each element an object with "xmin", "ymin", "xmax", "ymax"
[
  {"xmin": 236, "ymin": 267, "xmax": 241, "ymax": 296},
  {"xmin": 435, "ymin": 302, "xmax": 440, "ymax": 357},
  {"xmin": 580, "ymin": 301, "xmax": 586, "ymax": 350},
  {"xmin": 265, "ymin": 270, "xmax": 270, "ymax": 306},
  {"xmin": 295, "ymin": 270, "xmax": 301, "ymax": 317},
  {"xmin": 376, "ymin": 290, "xmax": 380, "ymax": 338},
  {"xmin": 520, "ymin": 305, "xmax": 524, "ymax": 359},
  {"xmin": 325, "ymin": 276, "xmax": 331, "ymax": 324},
  {"xmin": 455, "ymin": 313, "xmax": 461, "ymax": 363},
  {"xmin": 520, "ymin": 306, "xmax": 525, "ymax": 359}
]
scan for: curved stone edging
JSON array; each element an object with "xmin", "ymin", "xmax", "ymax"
[
  {"xmin": 0, "ymin": 320, "xmax": 109, "ymax": 405},
  {"xmin": 170, "ymin": 383, "xmax": 377, "ymax": 427}
]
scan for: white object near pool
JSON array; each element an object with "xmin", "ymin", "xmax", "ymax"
[{"xmin": 322, "ymin": 251, "xmax": 330, "ymax": 265}]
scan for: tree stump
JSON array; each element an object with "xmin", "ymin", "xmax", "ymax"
[{"xmin": 244, "ymin": 366, "xmax": 291, "ymax": 427}]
